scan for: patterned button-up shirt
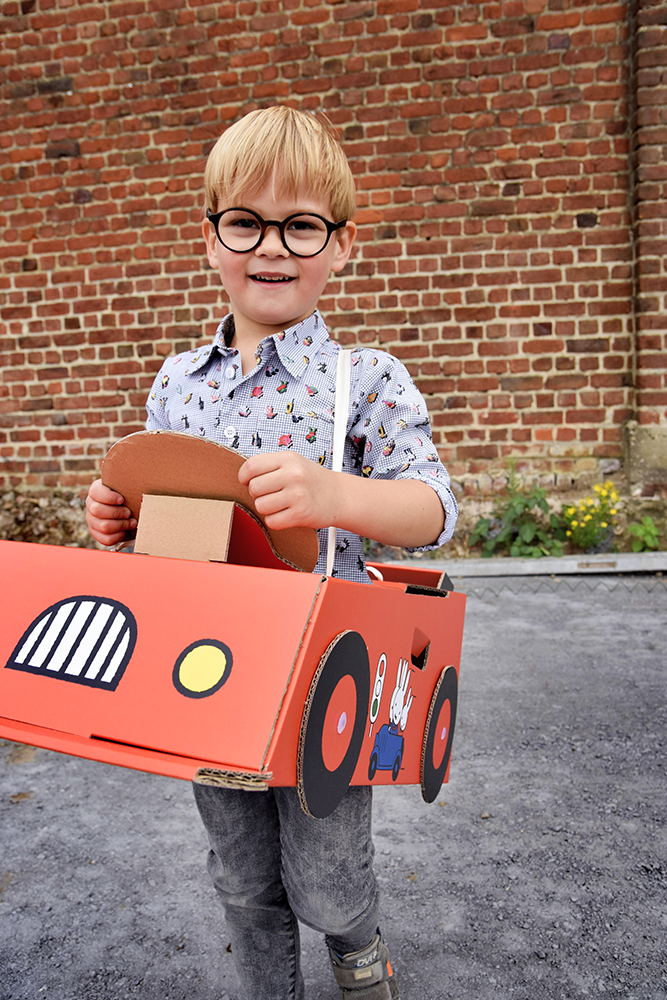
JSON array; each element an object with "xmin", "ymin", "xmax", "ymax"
[{"xmin": 145, "ymin": 310, "xmax": 458, "ymax": 583}]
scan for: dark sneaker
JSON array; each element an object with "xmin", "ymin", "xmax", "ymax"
[{"xmin": 328, "ymin": 934, "xmax": 400, "ymax": 999}]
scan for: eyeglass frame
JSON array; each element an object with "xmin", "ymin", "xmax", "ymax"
[{"xmin": 206, "ymin": 207, "xmax": 348, "ymax": 258}]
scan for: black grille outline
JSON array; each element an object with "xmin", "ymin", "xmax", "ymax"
[{"xmin": 5, "ymin": 595, "xmax": 137, "ymax": 691}]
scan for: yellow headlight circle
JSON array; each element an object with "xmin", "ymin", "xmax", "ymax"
[{"xmin": 172, "ymin": 639, "xmax": 233, "ymax": 699}]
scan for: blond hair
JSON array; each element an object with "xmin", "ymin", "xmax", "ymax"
[{"xmin": 204, "ymin": 107, "xmax": 356, "ymax": 221}]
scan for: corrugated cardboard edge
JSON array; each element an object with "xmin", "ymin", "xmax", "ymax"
[
  {"xmin": 193, "ymin": 767, "xmax": 272, "ymax": 791},
  {"xmin": 296, "ymin": 629, "xmax": 346, "ymax": 817},
  {"xmin": 259, "ymin": 575, "xmax": 326, "ymax": 773},
  {"xmin": 419, "ymin": 665, "xmax": 457, "ymax": 803}
]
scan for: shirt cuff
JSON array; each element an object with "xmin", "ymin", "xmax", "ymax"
[{"xmin": 403, "ymin": 476, "xmax": 459, "ymax": 551}]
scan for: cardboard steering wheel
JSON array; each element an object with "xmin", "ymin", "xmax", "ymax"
[{"xmin": 101, "ymin": 431, "xmax": 320, "ymax": 573}]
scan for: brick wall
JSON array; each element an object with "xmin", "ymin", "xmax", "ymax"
[{"xmin": 0, "ymin": 0, "xmax": 657, "ymax": 496}]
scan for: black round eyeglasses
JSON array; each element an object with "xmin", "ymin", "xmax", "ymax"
[{"xmin": 206, "ymin": 207, "xmax": 347, "ymax": 258}]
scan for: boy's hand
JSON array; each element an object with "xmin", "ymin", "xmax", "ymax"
[
  {"xmin": 239, "ymin": 453, "xmax": 337, "ymax": 531},
  {"xmin": 85, "ymin": 479, "xmax": 137, "ymax": 546}
]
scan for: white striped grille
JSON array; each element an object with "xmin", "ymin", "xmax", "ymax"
[{"xmin": 6, "ymin": 596, "xmax": 137, "ymax": 691}]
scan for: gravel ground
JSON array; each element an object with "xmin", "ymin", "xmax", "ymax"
[{"xmin": 1, "ymin": 574, "xmax": 665, "ymax": 1000}]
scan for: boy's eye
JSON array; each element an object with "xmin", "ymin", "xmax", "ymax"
[
  {"xmin": 287, "ymin": 218, "xmax": 319, "ymax": 233},
  {"xmin": 228, "ymin": 215, "xmax": 260, "ymax": 231}
]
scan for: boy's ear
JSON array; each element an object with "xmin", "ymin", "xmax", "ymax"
[
  {"xmin": 330, "ymin": 221, "xmax": 357, "ymax": 273},
  {"xmin": 202, "ymin": 216, "xmax": 219, "ymax": 268}
]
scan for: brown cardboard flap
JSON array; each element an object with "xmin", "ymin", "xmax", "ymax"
[
  {"xmin": 101, "ymin": 430, "xmax": 320, "ymax": 573},
  {"xmin": 135, "ymin": 495, "xmax": 235, "ymax": 562},
  {"xmin": 193, "ymin": 768, "xmax": 272, "ymax": 791}
]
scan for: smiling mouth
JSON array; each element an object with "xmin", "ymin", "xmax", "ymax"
[{"xmin": 250, "ymin": 274, "xmax": 295, "ymax": 283}]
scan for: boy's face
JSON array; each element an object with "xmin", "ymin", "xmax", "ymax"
[{"xmin": 203, "ymin": 183, "xmax": 356, "ymax": 344}]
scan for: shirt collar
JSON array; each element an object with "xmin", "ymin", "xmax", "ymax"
[
  {"xmin": 187, "ymin": 310, "xmax": 331, "ymax": 379},
  {"xmin": 262, "ymin": 310, "xmax": 330, "ymax": 379}
]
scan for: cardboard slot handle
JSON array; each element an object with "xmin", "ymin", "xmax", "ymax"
[
  {"xmin": 411, "ymin": 626, "xmax": 431, "ymax": 671},
  {"xmin": 405, "ymin": 584, "xmax": 450, "ymax": 598}
]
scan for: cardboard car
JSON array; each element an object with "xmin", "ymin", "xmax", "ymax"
[{"xmin": 0, "ymin": 432, "xmax": 466, "ymax": 818}]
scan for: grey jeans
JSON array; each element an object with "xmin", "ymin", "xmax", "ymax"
[{"xmin": 193, "ymin": 783, "xmax": 380, "ymax": 1000}]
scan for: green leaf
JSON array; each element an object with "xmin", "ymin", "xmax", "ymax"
[
  {"xmin": 519, "ymin": 522, "xmax": 536, "ymax": 543},
  {"xmin": 469, "ymin": 518, "xmax": 491, "ymax": 546}
]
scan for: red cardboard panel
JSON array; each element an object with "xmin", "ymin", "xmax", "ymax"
[
  {"xmin": 0, "ymin": 717, "xmax": 251, "ymax": 783},
  {"xmin": 0, "ymin": 540, "xmax": 322, "ymax": 774},
  {"xmin": 261, "ymin": 575, "xmax": 466, "ymax": 801}
]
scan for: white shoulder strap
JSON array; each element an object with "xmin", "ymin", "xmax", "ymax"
[{"xmin": 325, "ymin": 348, "xmax": 351, "ymax": 577}]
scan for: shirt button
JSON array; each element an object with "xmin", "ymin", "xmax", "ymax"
[
  {"xmin": 223, "ymin": 426, "xmax": 236, "ymax": 440},
  {"xmin": 225, "ymin": 366, "xmax": 236, "ymax": 379}
]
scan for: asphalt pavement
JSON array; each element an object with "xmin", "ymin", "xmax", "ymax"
[{"xmin": 1, "ymin": 573, "xmax": 665, "ymax": 1000}]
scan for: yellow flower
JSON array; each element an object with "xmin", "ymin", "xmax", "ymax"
[
  {"xmin": 601, "ymin": 522, "xmax": 607, "ymax": 528},
  {"xmin": 571, "ymin": 521, "xmax": 578, "ymax": 528},
  {"xmin": 610, "ymin": 509, "xmax": 617, "ymax": 515},
  {"xmin": 566, "ymin": 530, "xmax": 572, "ymax": 536},
  {"xmin": 584, "ymin": 514, "xmax": 592, "ymax": 522}
]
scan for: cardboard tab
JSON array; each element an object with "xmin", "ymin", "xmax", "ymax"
[{"xmin": 135, "ymin": 495, "xmax": 235, "ymax": 563}]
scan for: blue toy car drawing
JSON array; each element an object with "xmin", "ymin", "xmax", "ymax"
[{"xmin": 368, "ymin": 723, "xmax": 404, "ymax": 782}]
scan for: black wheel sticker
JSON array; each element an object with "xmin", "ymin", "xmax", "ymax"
[
  {"xmin": 298, "ymin": 630, "xmax": 370, "ymax": 819},
  {"xmin": 420, "ymin": 665, "xmax": 458, "ymax": 803}
]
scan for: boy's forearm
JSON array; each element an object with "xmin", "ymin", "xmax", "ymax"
[
  {"xmin": 242, "ymin": 452, "xmax": 446, "ymax": 547},
  {"xmin": 332, "ymin": 474, "xmax": 445, "ymax": 549}
]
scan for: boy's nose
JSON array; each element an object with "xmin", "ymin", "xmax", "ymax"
[{"xmin": 255, "ymin": 224, "xmax": 290, "ymax": 257}]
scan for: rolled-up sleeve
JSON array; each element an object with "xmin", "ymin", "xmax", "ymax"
[{"xmin": 347, "ymin": 349, "xmax": 459, "ymax": 548}]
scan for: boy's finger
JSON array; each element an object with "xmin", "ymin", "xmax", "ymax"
[
  {"xmin": 89, "ymin": 526, "xmax": 132, "ymax": 547},
  {"xmin": 94, "ymin": 517, "xmax": 136, "ymax": 534},
  {"xmin": 88, "ymin": 478, "xmax": 127, "ymax": 506},
  {"xmin": 86, "ymin": 499, "xmax": 135, "ymax": 522},
  {"xmin": 241, "ymin": 468, "xmax": 280, "ymax": 494},
  {"xmin": 238, "ymin": 454, "xmax": 281, "ymax": 484}
]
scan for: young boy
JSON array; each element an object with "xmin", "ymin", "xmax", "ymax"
[{"xmin": 86, "ymin": 106, "xmax": 458, "ymax": 1000}]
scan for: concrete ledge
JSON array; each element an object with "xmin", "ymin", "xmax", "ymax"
[{"xmin": 389, "ymin": 550, "xmax": 667, "ymax": 578}]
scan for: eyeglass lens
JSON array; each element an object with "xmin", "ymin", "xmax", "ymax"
[{"xmin": 215, "ymin": 210, "xmax": 331, "ymax": 256}]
